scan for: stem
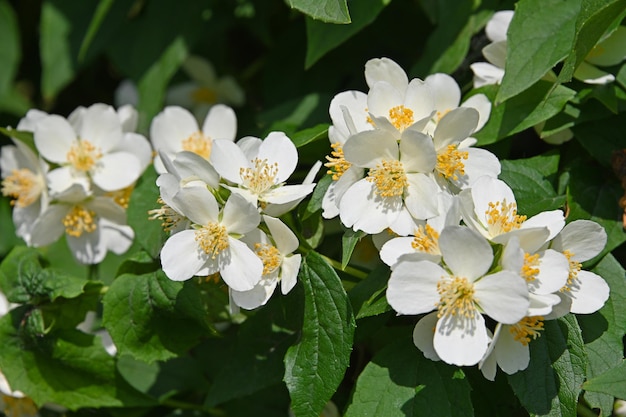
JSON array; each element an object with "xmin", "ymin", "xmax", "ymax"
[
  {"xmin": 319, "ymin": 254, "xmax": 368, "ymax": 280},
  {"xmin": 577, "ymin": 402, "xmax": 599, "ymax": 417},
  {"xmin": 87, "ymin": 264, "xmax": 99, "ymax": 281},
  {"xmin": 160, "ymin": 398, "xmax": 225, "ymax": 416}
]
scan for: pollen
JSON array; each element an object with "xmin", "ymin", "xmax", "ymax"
[
  {"xmin": 388, "ymin": 105, "xmax": 414, "ymax": 131},
  {"xmin": 254, "ymin": 243, "xmax": 282, "ymax": 275},
  {"xmin": 522, "ymin": 252, "xmax": 540, "ymax": 282},
  {"xmin": 366, "ymin": 159, "xmax": 407, "ymax": 198},
  {"xmin": 148, "ymin": 198, "xmax": 184, "ymax": 232},
  {"xmin": 63, "ymin": 205, "xmax": 98, "ymax": 237},
  {"xmin": 436, "ymin": 144, "xmax": 468, "ymax": 181},
  {"xmin": 67, "ymin": 139, "xmax": 102, "ymax": 172},
  {"xmin": 106, "ymin": 185, "xmax": 134, "ymax": 209},
  {"xmin": 1, "ymin": 168, "xmax": 42, "ymax": 208},
  {"xmin": 195, "ymin": 222, "xmax": 229, "ymax": 259},
  {"xmin": 240, "ymin": 158, "xmax": 278, "ymax": 195},
  {"xmin": 411, "ymin": 224, "xmax": 440, "ymax": 254},
  {"xmin": 182, "ymin": 131, "xmax": 212, "ymax": 159},
  {"xmin": 560, "ymin": 250, "xmax": 582, "ymax": 292},
  {"xmin": 191, "ymin": 86, "xmax": 218, "ymax": 104},
  {"xmin": 436, "ymin": 276, "xmax": 476, "ymax": 319},
  {"xmin": 325, "ymin": 142, "xmax": 351, "ymax": 181},
  {"xmin": 484, "ymin": 199, "xmax": 527, "ymax": 235},
  {"xmin": 509, "ymin": 316, "xmax": 544, "ymax": 346}
]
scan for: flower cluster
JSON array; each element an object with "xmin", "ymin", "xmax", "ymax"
[
  {"xmin": 149, "ymin": 105, "xmax": 315, "ymax": 310},
  {"xmin": 324, "ymin": 58, "xmax": 610, "ymax": 379},
  {"xmin": 0, "ymin": 104, "xmax": 151, "ymax": 264}
]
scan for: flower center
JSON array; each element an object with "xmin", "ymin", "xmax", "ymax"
[
  {"xmin": 106, "ymin": 186, "xmax": 134, "ymax": 209},
  {"xmin": 521, "ymin": 252, "xmax": 540, "ymax": 282},
  {"xmin": 436, "ymin": 144, "xmax": 468, "ymax": 181},
  {"xmin": 388, "ymin": 105, "xmax": 414, "ymax": 131},
  {"xmin": 191, "ymin": 86, "xmax": 218, "ymax": 104},
  {"xmin": 67, "ymin": 140, "xmax": 102, "ymax": 172},
  {"xmin": 63, "ymin": 205, "xmax": 98, "ymax": 237},
  {"xmin": 254, "ymin": 243, "xmax": 282, "ymax": 275},
  {"xmin": 182, "ymin": 131, "xmax": 212, "ymax": 159},
  {"xmin": 195, "ymin": 222, "xmax": 229, "ymax": 259},
  {"xmin": 240, "ymin": 158, "xmax": 279, "ymax": 196},
  {"xmin": 560, "ymin": 250, "xmax": 582, "ymax": 292},
  {"xmin": 1, "ymin": 168, "xmax": 42, "ymax": 208},
  {"xmin": 509, "ymin": 316, "xmax": 544, "ymax": 346},
  {"xmin": 436, "ymin": 276, "xmax": 476, "ymax": 319},
  {"xmin": 325, "ymin": 142, "xmax": 351, "ymax": 181},
  {"xmin": 366, "ymin": 159, "xmax": 407, "ymax": 197},
  {"xmin": 411, "ymin": 224, "xmax": 440, "ymax": 254},
  {"xmin": 484, "ymin": 199, "xmax": 526, "ymax": 235},
  {"xmin": 149, "ymin": 198, "xmax": 185, "ymax": 232}
]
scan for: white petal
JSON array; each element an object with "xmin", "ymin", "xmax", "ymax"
[
  {"xmin": 470, "ymin": 62, "xmax": 504, "ymax": 88},
  {"xmin": 461, "ymin": 94, "xmax": 492, "ymax": 132},
  {"xmin": 568, "ymin": 271, "xmax": 610, "ymax": 314},
  {"xmin": 34, "ymin": 115, "xmax": 76, "ymax": 163},
  {"xmin": 47, "ymin": 166, "xmax": 88, "ymax": 196},
  {"xmin": 161, "ymin": 230, "xmax": 209, "ymax": 281},
  {"xmin": 379, "ymin": 237, "xmax": 416, "ymax": 267},
  {"xmin": 87, "ymin": 196, "xmax": 127, "ymax": 224},
  {"xmin": 92, "ymin": 152, "xmax": 141, "ymax": 191},
  {"xmin": 434, "ymin": 313, "xmax": 489, "ymax": 366},
  {"xmin": 219, "ymin": 238, "xmax": 263, "ymax": 291},
  {"xmin": 521, "ymin": 210, "xmax": 564, "ymax": 242},
  {"xmin": 404, "ymin": 173, "xmax": 439, "ymax": 220},
  {"xmin": 263, "ymin": 184, "xmax": 315, "ymax": 205},
  {"xmin": 531, "ymin": 249, "xmax": 569, "ymax": 295},
  {"xmin": 439, "ymin": 226, "xmax": 493, "ymax": 279},
  {"xmin": 403, "ymin": 79, "xmax": 436, "ymax": 122},
  {"xmin": 150, "ymin": 106, "xmax": 199, "ymax": 154},
  {"xmin": 399, "ymin": 130, "xmax": 437, "ymax": 173},
  {"xmin": 493, "ymin": 227, "xmax": 551, "ymax": 255},
  {"xmin": 386, "ymin": 260, "xmax": 442, "ymax": 315},
  {"xmin": 486, "ymin": 11, "xmax": 513, "ymax": 42},
  {"xmin": 367, "ymin": 81, "xmax": 404, "ymax": 119},
  {"xmin": 364, "ymin": 57, "xmax": 408, "ymax": 90},
  {"xmin": 551, "ymin": 220, "xmax": 607, "ymax": 262},
  {"xmin": 474, "ymin": 271, "xmax": 529, "ymax": 324},
  {"xmin": 471, "ymin": 176, "xmax": 516, "ymax": 225},
  {"xmin": 79, "ymin": 104, "xmax": 123, "ymax": 152},
  {"xmin": 200, "ymin": 104, "xmax": 237, "ymax": 141},
  {"xmin": 117, "ymin": 132, "xmax": 152, "ymax": 171},
  {"xmin": 258, "ymin": 132, "xmax": 298, "ymax": 183},
  {"xmin": 280, "ymin": 254, "xmax": 301, "ymax": 294},
  {"xmin": 343, "ymin": 130, "xmax": 399, "ymax": 168},
  {"xmin": 172, "ymin": 151, "xmax": 220, "ymax": 189},
  {"xmin": 237, "ymin": 136, "xmax": 262, "ymax": 159},
  {"xmin": 453, "ymin": 148, "xmax": 501, "ymax": 190},
  {"xmin": 424, "ymin": 73, "xmax": 461, "ymax": 113},
  {"xmin": 173, "ymin": 185, "xmax": 219, "ymax": 225},
  {"xmin": 100, "ymin": 220, "xmax": 134, "ymax": 255},
  {"xmin": 210, "ymin": 138, "xmax": 249, "ymax": 183},
  {"xmin": 117, "ymin": 105, "xmax": 138, "ymax": 133},
  {"xmin": 30, "ymin": 205, "xmax": 69, "ymax": 246},
  {"xmin": 482, "ymin": 41, "xmax": 507, "ymax": 69},
  {"xmin": 339, "ymin": 179, "xmax": 401, "ymax": 234},
  {"xmin": 67, "ymin": 228, "xmax": 106, "ymax": 264},
  {"xmin": 222, "ymin": 193, "xmax": 260, "ymax": 234},
  {"xmin": 528, "ymin": 293, "xmax": 561, "ymax": 316},
  {"xmin": 263, "ymin": 215, "xmax": 299, "ymax": 254},
  {"xmin": 328, "ymin": 90, "xmax": 370, "ymax": 140},
  {"xmin": 495, "ymin": 325, "xmax": 530, "ymax": 375},
  {"xmin": 412, "ymin": 312, "xmax": 441, "ymax": 361},
  {"xmin": 231, "ymin": 276, "xmax": 278, "ymax": 310},
  {"xmin": 434, "ymin": 107, "xmax": 479, "ymax": 148}
]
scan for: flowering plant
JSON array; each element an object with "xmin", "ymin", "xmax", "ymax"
[{"xmin": 0, "ymin": 1, "xmax": 625, "ymax": 417}]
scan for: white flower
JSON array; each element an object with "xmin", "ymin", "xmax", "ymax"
[
  {"xmin": 159, "ymin": 188, "xmax": 263, "ymax": 291},
  {"xmin": 150, "ymin": 104, "xmax": 237, "ymax": 173},
  {"xmin": 231, "ymin": 215, "xmax": 301, "ymax": 309},
  {"xmin": 388, "ymin": 225, "xmax": 529, "ymax": 366},
  {"xmin": 549, "ymin": 220, "xmax": 610, "ymax": 314},
  {"xmin": 469, "ymin": 10, "xmax": 512, "ymax": 88},
  {"xmin": 1, "ymin": 139, "xmax": 48, "ymax": 245},
  {"xmin": 210, "ymin": 132, "xmax": 315, "ymax": 214},
  {"xmin": 34, "ymin": 104, "xmax": 144, "ymax": 194},
  {"xmin": 29, "ymin": 184, "xmax": 133, "ymax": 264},
  {"xmin": 574, "ymin": 26, "xmax": 626, "ymax": 84}
]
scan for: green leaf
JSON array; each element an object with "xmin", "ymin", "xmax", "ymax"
[
  {"xmin": 304, "ymin": 0, "xmax": 388, "ymax": 67},
  {"xmin": 0, "ymin": 0, "xmax": 20, "ymax": 100},
  {"xmin": 578, "ymin": 254, "xmax": 626, "ymax": 415},
  {"xmin": 291, "ymin": 124, "xmax": 329, "ymax": 148},
  {"xmin": 348, "ymin": 263, "xmax": 391, "ymax": 319},
  {"xmin": 497, "ymin": 0, "xmax": 580, "ymax": 103},
  {"xmin": 288, "ymin": 0, "xmax": 351, "ymax": 24},
  {"xmin": 558, "ymin": 0, "xmax": 626, "ymax": 83},
  {"xmin": 573, "ymin": 113, "xmax": 626, "ymax": 169},
  {"xmin": 77, "ymin": 0, "xmax": 116, "ymax": 63},
  {"xmin": 0, "ymin": 312, "xmax": 154, "ymax": 410},
  {"xmin": 344, "ymin": 337, "xmax": 473, "ymax": 417},
  {"xmin": 507, "ymin": 315, "xmax": 586, "ymax": 417},
  {"xmin": 127, "ymin": 166, "xmax": 166, "ymax": 259},
  {"xmin": 474, "ymin": 82, "xmax": 576, "ymax": 146},
  {"xmin": 342, "ymin": 228, "xmax": 366, "ymax": 269},
  {"xmin": 0, "ymin": 127, "xmax": 35, "ymax": 150},
  {"xmin": 304, "ymin": 174, "xmax": 332, "ymax": 219},
  {"xmin": 102, "ymin": 270, "xmax": 211, "ymax": 363},
  {"xmin": 583, "ymin": 360, "xmax": 626, "ymax": 399},
  {"xmin": 499, "ymin": 155, "xmax": 565, "ymax": 216},
  {"xmin": 284, "ymin": 251, "xmax": 355, "ymax": 417}
]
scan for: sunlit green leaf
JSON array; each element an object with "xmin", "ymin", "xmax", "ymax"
[
  {"xmin": 288, "ymin": 0, "xmax": 350, "ymax": 24},
  {"xmin": 583, "ymin": 360, "xmax": 626, "ymax": 399},
  {"xmin": 284, "ymin": 251, "xmax": 355, "ymax": 417}
]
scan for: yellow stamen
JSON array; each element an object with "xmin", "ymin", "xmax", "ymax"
[
  {"xmin": 191, "ymin": 86, "xmax": 218, "ymax": 104},
  {"xmin": 148, "ymin": 198, "xmax": 184, "ymax": 232},
  {"xmin": 67, "ymin": 140, "xmax": 102, "ymax": 172},
  {"xmin": 254, "ymin": 243, "xmax": 282, "ymax": 276},
  {"xmin": 388, "ymin": 105, "xmax": 414, "ymax": 131},
  {"xmin": 240, "ymin": 158, "xmax": 278, "ymax": 195},
  {"xmin": 106, "ymin": 185, "xmax": 134, "ymax": 209},
  {"xmin": 411, "ymin": 224, "xmax": 440, "ymax": 254},
  {"xmin": 509, "ymin": 316, "xmax": 544, "ymax": 346},
  {"xmin": 435, "ymin": 109, "xmax": 451, "ymax": 122},
  {"xmin": 484, "ymin": 199, "xmax": 527, "ymax": 235},
  {"xmin": 1, "ymin": 168, "xmax": 42, "ymax": 208},
  {"xmin": 195, "ymin": 222, "xmax": 229, "ymax": 258},
  {"xmin": 522, "ymin": 253, "xmax": 540, "ymax": 282},
  {"xmin": 182, "ymin": 131, "xmax": 212, "ymax": 159},
  {"xmin": 366, "ymin": 159, "xmax": 407, "ymax": 197},
  {"xmin": 436, "ymin": 144, "xmax": 468, "ymax": 181},
  {"xmin": 560, "ymin": 250, "xmax": 582, "ymax": 292},
  {"xmin": 1, "ymin": 395, "xmax": 39, "ymax": 417},
  {"xmin": 63, "ymin": 205, "xmax": 97, "ymax": 237},
  {"xmin": 436, "ymin": 276, "xmax": 476, "ymax": 319},
  {"xmin": 325, "ymin": 143, "xmax": 351, "ymax": 181}
]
